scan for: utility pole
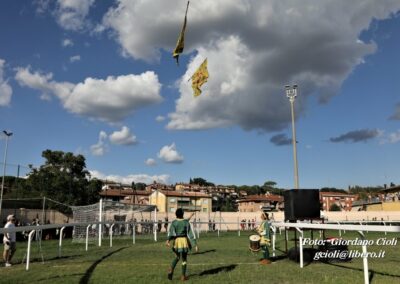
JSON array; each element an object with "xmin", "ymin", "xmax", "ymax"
[
  {"xmin": 0, "ymin": 130, "xmax": 13, "ymax": 219},
  {"xmin": 285, "ymin": 85, "xmax": 299, "ymax": 189}
]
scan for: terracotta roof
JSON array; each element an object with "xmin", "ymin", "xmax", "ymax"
[
  {"xmin": 379, "ymin": 185, "xmax": 400, "ymax": 193},
  {"xmin": 100, "ymin": 189, "xmax": 150, "ymax": 197},
  {"xmin": 159, "ymin": 190, "xmax": 211, "ymax": 198},
  {"xmin": 237, "ymin": 194, "xmax": 283, "ymax": 203},
  {"xmin": 320, "ymin": 192, "xmax": 356, "ymax": 197}
]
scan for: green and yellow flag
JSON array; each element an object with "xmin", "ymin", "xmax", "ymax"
[
  {"xmin": 173, "ymin": 1, "xmax": 190, "ymax": 65},
  {"xmin": 190, "ymin": 58, "xmax": 209, "ymax": 97}
]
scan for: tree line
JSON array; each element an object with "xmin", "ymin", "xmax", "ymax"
[{"xmin": 2, "ymin": 150, "xmax": 388, "ymax": 214}]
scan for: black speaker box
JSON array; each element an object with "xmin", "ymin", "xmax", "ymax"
[
  {"xmin": 284, "ymin": 189, "xmax": 320, "ymax": 221},
  {"xmin": 287, "ymin": 247, "xmax": 317, "ymax": 264}
]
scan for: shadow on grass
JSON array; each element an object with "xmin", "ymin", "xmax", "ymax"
[
  {"xmin": 323, "ymin": 262, "xmax": 400, "ymax": 283},
  {"xmin": 51, "ymin": 254, "xmax": 83, "ymax": 261},
  {"xmin": 35, "ymin": 273, "xmax": 84, "ymax": 282},
  {"xmin": 21, "ymin": 254, "xmax": 83, "ymax": 265},
  {"xmin": 270, "ymin": 254, "xmax": 288, "ymax": 262},
  {"xmin": 79, "ymin": 247, "xmax": 128, "ymax": 284},
  {"xmin": 195, "ymin": 264, "xmax": 237, "ymax": 276},
  {"xmin": 192, "ymin": 249, "xmax": 216, "ymax": 255}
]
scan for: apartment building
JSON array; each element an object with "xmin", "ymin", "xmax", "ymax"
[
  {"xmin": 149, "ymin": 190, "xmax": 212, "ymax": 213},
  {"xmin": 237, "ymin": 194, "xmax": 284, "ymax": 212}
]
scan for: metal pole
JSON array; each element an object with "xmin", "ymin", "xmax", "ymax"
[
  {"xmin": 271, "ymin": 226, "xmax": 276, "ymax": 257},
  {"xmin": 296, "ymin": 228, "xmax": 304, "ymax": 268},
  {"xmin": 286, "ymin": 86, "xmax": 299, "ymax": 189},
  {"xmin": 26, "ymin": 230, "xmax": 36, "ymax": 271},
  {"xmin": 99, "ymin": 199, "xmax": 103, "ymax": 247},
  {"xmin": 86, "ymin": 224, "xmax": 90, "ymax": 251},
  {"xmin": 0, "ymin": 131, "xmax": 12, "ymax": 219},
  {"xmin": 133, "ymin": 221, "xmax": 136, "ymax": 244},
  {"xmin": 289, "ymin": 98, "xmax": 299, "ymax": 189},
  {"xmin": 110, "ymin": 224, "xmax": 115, "ymax": 247},
  {"xmin": 14, "ymin": 165, "xmax": 20, "ymax": 216},
  {"xmin": 58, "ymin": 226, "xmax": 66, "ymax": 258},
  {"xmin": 154, "ymin": 207, "xmax": 157, "ymax": 242},
  {"xmin": 358, "ymin": 231, "xmax": 369, "ymax": 284},
  {"xmin": 42, "ymin": 197, "xmax": 46, "ymax": 224}
]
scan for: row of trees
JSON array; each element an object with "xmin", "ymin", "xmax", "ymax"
[
  {"xmin": 3, "ymin": 150, "xmax": 103, "ymax": 213},
  {"xmin": 3, "ymin": 150, "xmax": 389, "ymax": 214}
]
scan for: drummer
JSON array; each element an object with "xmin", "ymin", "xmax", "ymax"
[{"xmin": 256, "ymin": 211, "xmax": 271, "ymax": 265}]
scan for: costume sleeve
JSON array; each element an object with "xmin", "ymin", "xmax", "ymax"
[
  {"xmin": 257, "ymin": 221, "xmax": 267, "ymax": 236},
  {"xmin": 187, "ymin": 221, "xmax": 197, "ymax": 246},
  {"xmin": 265, "ymin": 221, "xmax": 271, "ymax": 239},
  {"xmin": 168, "ymin": 220, "xmax": 176, "ymax": 241}
]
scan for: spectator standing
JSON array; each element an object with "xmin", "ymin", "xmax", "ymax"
[{"xmin": 3, "ymin": 215, "xmax": 17, "ymax": 267}]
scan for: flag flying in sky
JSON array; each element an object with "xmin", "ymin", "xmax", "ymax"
[
  {"xmin": 172, "ymin": 1, "xmax": 190, "ymax": 65},
  {"xmin": 191, "ymin": 58, "xmax": 209, "ymax": 97},
  {"xmin": 2, "ymin": 1, "xmax": 400, "ymax": 189}
]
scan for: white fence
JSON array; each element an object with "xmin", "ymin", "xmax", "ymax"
[
  {"xmin": 1, "ymin": 219, "xmax": 399, "ymax": 284},
  {"xmin": 270, "ymin": 221, "xmax": 400, "ymax": 284}
]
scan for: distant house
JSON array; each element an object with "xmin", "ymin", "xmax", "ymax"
[
  {"xmin": 379, "ymin": 185, "xmax": 400, "ymax": 202},
  {"xmin": 145, "ymin": 181, "xmax": 173, "ymax": 192},
  {"xmin": 320, "ymin": 192, "xmax": 356, "ymax": 211},
  {"xmin": 237, "ymin": 194, "xmax": 284, "ymax": 212},
  {"xmin": 351, "ymin": 185, "xmax": 400, "ymax": 211},
  {"xmin": 175, "ymin": 183, "xmax": 201, "ymax": 191},
  {"xmin": 149, "ymin": 190, "xmax": 212, "ymax": 213},
  {"xmin": 99, "ymin": 188, "xmax": 151, "ymax": 205}
]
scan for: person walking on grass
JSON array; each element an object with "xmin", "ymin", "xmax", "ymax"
[
  {"xmin": 166, "ymin": 208, "xmax": 198, "ymax": 281},
  {"xmin": 3, "ymin": 215, "xmax": 16, "ymax": 267},
  {"xmin": 257, "ymin": 211, "xmax": 272, "ymax": 265}
]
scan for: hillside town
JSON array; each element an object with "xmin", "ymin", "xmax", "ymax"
[{"xmin": 99, "ymin": 180, "xmax": 400, "ymax": 214}]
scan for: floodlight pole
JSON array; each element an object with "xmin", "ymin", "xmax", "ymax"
[
  {"xmin": 0, "ymin": 130, "xmax": 13, "ymax": 219},
  {"xmin": 285, "ymin": 85, "xmax": 299, "ymax": 189}
]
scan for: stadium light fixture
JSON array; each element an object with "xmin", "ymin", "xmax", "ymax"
[{"xmin": 285, "ymin": 85, "xmax": 299, "ymax": 189}]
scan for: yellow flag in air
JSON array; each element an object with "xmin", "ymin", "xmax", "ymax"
[
  {"xmin": 191, "ymin": 58, "xmax": 209, "ymax": 97},
  {"xmin": 173, "ymin": 1, "xmax": 190, "ymax": 65}
]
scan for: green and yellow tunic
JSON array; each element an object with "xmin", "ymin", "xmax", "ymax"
[
  {"xmin": 168, "ymin": 218, "xmax": 197, "ymax": 253},
  {"xmin": 256, "ymin": 220, "xmax": 271, "ymax": 246}
]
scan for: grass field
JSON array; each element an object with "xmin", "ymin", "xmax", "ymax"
[{"xmin": 1, "ymin": 230, "xmax": 399, "ymax": 284}]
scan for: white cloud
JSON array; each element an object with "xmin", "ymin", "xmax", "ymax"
[
  {"xmin": 387, "ymin": 131, "xmax": 400, "ymax": 144},
  {"xmin": 0, "ymin": 59, "xmax": 12, "ymax": 106},
  {"xmin": 103, "ymin": 0, "xmax": 400, "ymax": 132},
  {"xmin": 109, "ymin": 126, "xmax": 137, "ymax": 145},
  {"xmin": 158, "ymin": 143, "xmax": 184, "ymax": 164},
  {"xmin": 62, "ymin": 38, "xmax": 74, "ymax": 47},
  {"xmin": 89, "ymin": 170, "xmax": 170, "ymax": 184},
  {"xmin": 90, "ymin": 131, "xmax": 108, "ymax": 156},
  {"xmin": 145, "ymin": 158, "xmax": 157, "ymax": 166},
  {"xmin": 155, "ymin": 115, "xmax": 165, "ymax": 122},
  {"xmin": 389, "ymin": 103, "xmax": 400, "ymax": 120},
  {"xmin": 15, "ymin": 66, "xmax": 162, "ymax": 123},
  {"xmin": 380, "ymin": 130, "xmax": 400, "ymax": 144},
  {"xmin": 55, "ymin": 0, "xmax": 95, "ymax": 31},
  {"xmin": 34, "ymin": 0, "xmax": 51, "ymax": 14},
  {"xmin": 69, "ymin": 55, "xmax": 81, "ymax": 62}
]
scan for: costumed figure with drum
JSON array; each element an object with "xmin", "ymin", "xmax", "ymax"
[
  {"xmin": 166, "ymin": 208, "xmax": 198, "ymax": 281},
  {"xmin": 249, "ymin": 211, "xmax": 272, "ymax": 265}
]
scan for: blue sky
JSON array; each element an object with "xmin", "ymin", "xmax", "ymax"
[{"xmin": 1, "ymin": 0, "xmax": 400, "ymax": 189}]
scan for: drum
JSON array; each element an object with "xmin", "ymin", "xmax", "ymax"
[{"xmin": 249, "ymin": 235, "xmax": 261, "ymax": 252}]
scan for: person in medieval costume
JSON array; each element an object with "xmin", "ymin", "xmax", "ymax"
[
  {"xmin": 166, "ymin": 208, "xmax": 198, "ymax": 281},
  {"xmin": 257, "ymin": 211, "xmax": 272, "ymax": 265}
]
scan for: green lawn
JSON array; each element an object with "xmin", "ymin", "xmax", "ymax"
[{"xmin": 1, "ymin": 230, "xmax": 399, "ymax": 284}]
